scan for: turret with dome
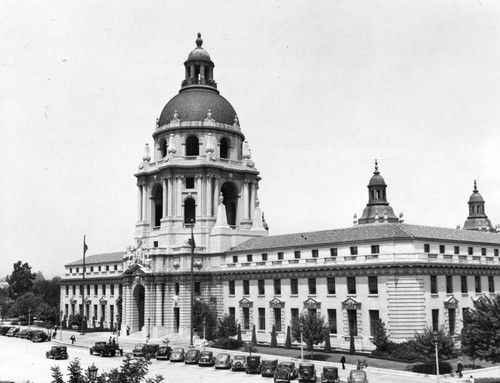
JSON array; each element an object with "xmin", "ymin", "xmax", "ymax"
[{"xmin": 463, "ymin": 180, "xmax": 496, "ymax": 232}]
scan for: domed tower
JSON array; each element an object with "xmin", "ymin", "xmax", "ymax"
[
  {"xmin": 462, "ymin": 181, "xmax": 495, "ymax": 232},
  {"xmin": 134, "ymin": 33, "xmax": 267, "ymax": 252},
  {"xmin": 358, "ymin": 160, "xmax": 399, "ymax": 224}
]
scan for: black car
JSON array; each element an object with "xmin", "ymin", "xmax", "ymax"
[
  {"xmin": 246, "ymin": 355, "xmax": 261, "ymax": 374},
  {"xmin": 145, "ymin": 344, "xmax": 160, "ymax": 359},
  {"xmin": 46, "ymin": 346, "xmax": 68, "ymax": 360},
  {"xmin": 198, "ymin": 351, "xmax": 215, "ymax": 366},
  {"xmin": 261, "ymin": 359, "xmax": 278, "ymax": 377},
  {"xmin": 132, "ymin": 344, "xmax": 148, "ymax": 358},
  {"xmin": 321, "ymin": 367, "xmax": 339, "ymax": 383},
  {"xmin": 0, "ymin": 326, "xmax": 13, "ymax": 335},
  {"xmin": 185, "ymin": 349, "xmax": 201, "ymax": 364},
  {"xmin": 157, "ymin": 346, "xmax": 172, "ymax": 360},
  {"xmin": 5, "ymin": 328, "xmax": 19, "ymax": 337},
  {"xmin": 170, "ymin": 348, "xmax": 185, "ymax": 362},
  {"xmin": 32, "ymin": 332, "xmax": 50, "ymax": 343},
  {"xmin": 232, "ymin": 355, "xmax": 246, "ymax": 371},
  {"xmin": 275, "ymin": 362, "xmax": 298, "ymax": 383},
  {"xmin": 298, "ymin": 363, "xmax": 316, "ymax": 383}
]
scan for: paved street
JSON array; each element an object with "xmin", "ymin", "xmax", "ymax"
[{"xmin": 0, "ymin": 328, "xmax": 498, "ymax": 383}]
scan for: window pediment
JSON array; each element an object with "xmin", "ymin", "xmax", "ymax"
[
  {"xmin": 69, "ymin": 297, "xmax": 77, "ymax": 305},
  {"xmin": 84, "ymin": 297, "xmax": 91, "ymax": 304},
  {"xmin": 303, "ymin": 297, "xmax": 321, "ymax": 310},
  {"xmin": 239, "ymin": 297, "xmax": 253, "ymax": 308},
  {"xmin": 269, "ymin": 297, "xmax": 285, "ymax": 309},
  {"xmin": 342, "ymin": 297, "xmax": 361, "ymax": 310},
  {"xmin": 444, "ymin": 296, "xmax": 459, "ymax": 309},
  {"xmin": 99, "ymin": 297, "xmax": 108, "ymax": 305}
]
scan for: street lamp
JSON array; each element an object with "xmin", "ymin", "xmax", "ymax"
[
  {"xmin": 60, "ymin": 311, "xmax": 63, "ymax": 341},
  {"xmin": 28, "ymin": 307, "xmax": 32, "ymax": 332},
  {"xmin": 203, "ymin": 317, "xmax": 206, "ymax": 340},
  {"xmin": 433, "ymin": 330, "xmax": 440, "ymax": 382},
  {"xmin": 147, "ymin": 318, "xmax": 151, "ymax": 340},
  {"xmin": 88, "ymin": 363, "xmax": 98, "ymax": 382},
  {"xmin": 187, "ymin": 219, "xmax": 195, "ymax": 348},
  {"xmin": 300, "ymin": 323, "xmax": 304, "ymax": 361}
]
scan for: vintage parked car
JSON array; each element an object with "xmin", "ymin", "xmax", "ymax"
[
  {"xmin": 261, "ymin": 359, "xmax": 279, "ymax": 377},
  {"xmin": 215, "ymin": 353, "xmax": 232, "ymax": 369},
  {"xmin": 156, "ymin": 345, "xmax": 172, "ymax": 360},
  {"xmin": 90, "ymin": 342, "xmax": 124, "ymax": 357},
  {"xmin": 15, "ymin": 329, "xmax": 29, "ymax": 339},
  {"xmin": 46, "ymin": 346, "xmax": 68, "ymax": 360},
  {"xmin": 321, "ymin": 366, "xmax": 340, "ymax": 383},
  {"xmin": 0, "ymin": 326, "xmax": 13, "ymax": 335},
  {"xmin": 32, "ymin": 332, "xmax": 50, "ymax": 343},
  {"xmin": 26, "ymin": 330, "xmax": 44, "ymax": 341},
  {"xmin": 231, "ymin": 355, "xmax": 246, "ymax": 371},
  {"xmin": 298, "ymin": 363, "xmax": 316, "ymax": 383},
  {"xmin": 275, "ymin": 361, "xmax": 298, "ymax": 382},
  {"xmin": 185, "ymin": 349, "xmax": 201, "ymax": 364},
  {"xmin": 170, "ymin": 348, "xmax": 186, "ymax": 362},
  {"xmin": 246, "ymin": 355, "xmax": 261, "ymax": 374},
  {"xmin": 198, "ymin": 351, "xmax": 215, "ymax": 366},
  {"xmin": 132, "ymin": 344, "xmax": 148, "ymax": 358},
  {"xmin": 145, "ymin": 344, "xmax": 160, "ymax": 359},
  {"xmin": 5, "ymin": 328, "xmax": 19, "ymax": 337},
  {"xmin": 347, "ymin": 369, "xmax": 368, "ymax": 383}
]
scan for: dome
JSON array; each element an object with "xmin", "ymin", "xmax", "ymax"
[
  {"xmin": 469, "ymin": 192, "xmax": 484, "ymax": 203},
  {"xmin": 158, "ymin": 88, "xmax": 237, "ymax": 126},
  {"xmin": 369, "ymin": 173, "xmax": 386, "ymax": 186},
  {"xmin": 188, "ymin": 47, "xmax": 211, "ymax": 61}
]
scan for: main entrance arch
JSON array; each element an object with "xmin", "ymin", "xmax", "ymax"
[{"xmin": 133, "ymin": 284, "xmax": 145, "ymax": 331}]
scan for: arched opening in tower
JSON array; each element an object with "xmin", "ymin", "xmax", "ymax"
[
  {"xmin": 186, "ymin": 135, "xmax": 199, "ymax": 156},
  {"xmin": 184, "ymin": 197, "xmax": 196, "ymax": 224},
  {"xmin": 133, "ymin": 284, "xmax": 145, "ymax": 331},
  {"xmin": 159, "ymin": 138, "xmax": 167, "ymax": 158},
  {"xmin": 221, "ymin": 182, "xmax": 238, "ymax": 227},
  {"xmin": 151, "ymin": 184, "xmax": 163, "ymax": 227},
  {"xmin": 220, "ymin": 137, "xmax": 229, "ymax": 159}
]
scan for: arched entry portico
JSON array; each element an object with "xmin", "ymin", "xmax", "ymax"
[{"xmin": 133, "ymin": 284, "xmax": 145, "ymax": 331}]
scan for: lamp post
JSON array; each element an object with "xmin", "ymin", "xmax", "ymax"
[
  {"xmin": 300, "ymin": 323, "xmax": 304, "ymax": 361},
  {"xmin": 147, "ymin": 318, "xmax": 151, "ymax": 340},
  {"xmin": 60, "ymin": 311, "xmax": 63, "ymax": 341},
  {"xmin": 88, "ymin": 363, "xmax": 98, "ymax": 382},
  {"xmin": 433, "ymin": 330, "xmax": 440, "ymax": 382},
  {"xmin": 188, "ymin": 220, "xmax": 195, "ymax": 348},
  {"xmin": 203, "ymin": 317, "xmax": 206, "ymax": 340},
  {"xmin": 28, "ymin": 307, "xmax": 32, "ymax": 332}
]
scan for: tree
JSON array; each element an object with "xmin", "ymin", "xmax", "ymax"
[
  {"xmin": 193, "ymin": 300, "xmax": 217, "ymax": 340},
  {"xmin": 217, "ymin": 314, "xmax": 238, "ymax": 338},
  {"xmin": 270, "ymin": 325, "xmax": 277, "ymax": 347},
  {"xmin": 409, "ymin": 326, "xmax": 455, "ymax": 361},
  {"xmin": 291, "ymin": 312, "xmax": 327, "ymax": 358},
  {"xmin": 7, "ymin": 292, "xmax": 42, "ymax": 320},
  {"xmin": 237, "ymin": 323, "xmax": 242, "ymax": 343},
  {"xmin": 285, "ymin": 325, "xmax": 292, "ymax": 349},
  {"xmin": 251, "ymin": 324, "xmax": 257, "ymax": 345},
  {"xmin": 461, "ymin": 295, "xmax": 500, "ymax": 363},
  {"xmin": 32, "ymin": 276, "xmax": 61, "ymax": 308},
  {"xmin": 6, "ymin": 261, "xmax": 36, "ymax": 299},
  {"xmin": 371, "ymin": 319, "xmax": 389, "ymax": 351},
  {"xmin": 323, "ymin": 328, "xmax": 331, "ymax": 352}
]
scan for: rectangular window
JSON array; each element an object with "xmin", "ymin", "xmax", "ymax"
[
  {"xmin": 371, "ymin": 245, "xmax": 379, "ymax": 254},
  {"xmin": 290, "ymin": 278, "xmax": 298, "ymax": 295},
  {"xmin": 330, "ymin": 248, "xmax": 337, "ymax": 257},
  {"xmin": 76, "ymin": 267, "xmax": 79, "ymax": 273},
  {"xmin": 294, "ymin": 250, "xmax": 301, "ymax": 259},
  {"xmin": 446, "ymin": 276, "xmax": 453, "ymax": 294},
  {"xmin": 194, "ymin": 282, "xmax": 201, "ymax": 295},
  {"xmin": 186, "ymin": 177, "xmax": 195, "ymax": 189},
  {"xmin": 461, "ymin": 276, "xmax": 468, "ymax": 293},
  {"xmin": 291, "ymin": 308, "xmax": 299, "ymax": 322},
  {"xmin": 468, "ymin": 247, "xmax": 474, "ymax": 255},
  {"xmin": 65, "ymin": 304, "xmax": 68, "ymax": 317},
  {"xmin": 488, "ymin": 276, "xmax": 495, "ymax": 293},
  {"xmin": 475, "ymin": 276, "xmax": 481, "ymax": 293},
  {"xmin": 311, "ymin": 249, "xmax": 319, "ymax": 258},
  {"xmin": 448, "ymin": 308, "xmax": 456, "ymax": 335},
  {"xmin": 175, "ymin": 282, "xmax": 180, "ymax": 295},
  {"xmin": 327, "ymin": 309, "xmax": 337, "ymax": 334},
  {"xmin": 69, "ymin": 268, "xmax": 72, "ymax": 274},
  {"xmin": 495, "ymin": 249, "xmax": 499, "ymax": 257},
  {"xmin": 72, "ymin": 285, "xmax": 76, "ymax": 295},
  {"xmin": 274, "ymin": 308, "xmax": 282, "ymax": 331},
  {"xmin": 174, "ymin": 308, "xmax": 180, "ymax": 333},
  {"xmin": 439, "ymin": 245, "xmax": 446, "ymax": 254},
  {"xmin": 350, "ymin": 246, "xmax": 358, "ymax": 256},
  {"xmin": 258, "ymin": 279, "xmax": 265, "ymax": 295},
  {"xmin": 430, "ymin": 275, "xmax": 438, "ymax": 294},
  {"xmin": 110, "ymin": 284, "xmax": 114, "ymax": 296},
  {"xmin": 229, "ymin": 307, "xmax": 235, "ymax": 318},
  {"xmin": 454, "ymin": 246, "xmax": 460, "ymax": 255},
  {"xmin": 258, "ymin": 308, "xmax": 266, "ymax": 330},
  {"xmin": 102, "ymin": 284, "xmax": 106, "ymax": 295},
  {"xmin": 243, "ymin": 307, "xmax": 250, "ymax": 330},
  {"xmin": 369, "ymin": 310, "xmax": 380, "ymax": 337},
  {"xmin": 278, "ymin": 252, "xmax": 284, "ymax": 260},
  {"xmin": 79, "ymin": 285, "xmax": 83, "ymax": 295},
  {"xmin": 347, "ymin": 277, "xmax": 356, "ymax": 295},
  {"xmin": 106, "ymin": 265, "xmax": 109, "ymax": 271},
  {"xmin": 308, "ymin": 278, "xmax": 316, "ymax": 295},
  {"xmin": 274, "ymin": 279, "xmax": 281, "ymax": 295},
  {"xmin": 327, "ymin": 277, "xmax": 336, "ymax": 295},
  {"xmin": 262, "ymin": 253, "xmax": 268, "ymax": 261},
  {"xmin": 368, "ymin": 276, "xmax": 378, "ymax": 295},
  {"xmin": 65, "ymin": 286, "xmax": 69, "ymax": 295},
  {"xmin": 93, "ymin": 304, "xmax": 97, "ymax": 319},
  {"xmin": 114, "ymin": 265, "xmax": 118, "ymax": 271},
  {"xmin": 482, "ymin": 248, "xmax": 487, "ymax": 256},
  {"xmin": 247, "ymin": 254, "xmax": 253, "ymax": 262},
  {"xmin": 243, "ymin": 280, "xmax": 250, "ymax": 295},
  {"xmin": 98, "ymin": 266, "xmax": 101, "ymax": 271},
  {"xmin": 90, "ymin": 266, "xmax": 94, "ymax": 272},
  {"xmin": 347, "ymin": 309, "xmax": 357, "ymax": 336},
  {"xmin": 424, "ymin": 244, "xmax": 430, "ymax": 253},
  {"xmin": 229, "ymin": 280, "xmax": 235, "ymax": 295},
  {"xmin": 94, "ymin": 285, "xmax": 98, "ymax": 295},
  {"xmin": 432, "ymin": 309, "xmax": 439, "ymax": 331},
  {"xmin": 232, "ymin": 255, "xmax": 238, "ymax": 263}
]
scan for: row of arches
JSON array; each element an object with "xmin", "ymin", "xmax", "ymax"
[
  {"xmin": 150, "ymin": 181, "xmax": 239, "ymax": 227},
  {"xmin": 158, "ymin": 135, "xmax": 230, "ymax": 159}
]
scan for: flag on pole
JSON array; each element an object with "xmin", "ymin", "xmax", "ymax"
[
  {"xmin": 189, "ymin": 230, "xmax": 196, "ymax": 252},
  {"xmin": 83, "ymin": 236, "xmax": 88, "ymax": 255}
]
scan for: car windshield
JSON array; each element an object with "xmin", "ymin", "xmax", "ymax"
[
  {"xmin": 351, "ymin": 371, "xmax": 366, "ymax": 377},
  {"xmin": 133, "ymin": 345, "xmax": 144, "ymax": 351},
  {"xmin": 159, "ymin": 347, "xmax": 168, "ymax": 352},
  {"xmin": 201, "ymin": 352, "xmax": 212, "ymax": 357},
  {"xmin": 281, "ymin": 363, "xmax": 292, "ymax": 368},
  {"xmin": 172, "ymin": 348, "xmax": 183, "ymax": 353},
  {"xmin": 187, "ymin": 350, "xmax": 198, "ymax": 355},
  {"xmin": 217, "ymin": 354, "xmax": 228, "ymax": 361}
]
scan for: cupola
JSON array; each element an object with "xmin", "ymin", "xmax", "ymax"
[{"xmin": 463, "ymin": 180, "xmax": 495, "ymax": 232}]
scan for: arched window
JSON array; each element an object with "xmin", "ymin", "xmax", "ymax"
[
  {"xmin": 184, "ymin": 197, "xmax": 196, "ymax": 224},
  {"xmin": 159, "ymin": 138, "xmax": 167, "ymax": 158},
  {"xmin": 220, "ymin": 138, "xmax": 229, "ymax": 159},
  {"xmin": 186, "ymin": 135, "xmax": 199, "ymax": 156},
  {"xmin": 151, "ymin": 184, "xmax": 163, "ymax": 227},
  {"xmin": 221, "ymin": 182, "xmax": 238, "ymax": 227}
]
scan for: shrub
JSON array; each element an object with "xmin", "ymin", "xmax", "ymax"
[
  {"xmin": 212, "ymin": 337, "xmax": 242, "ymax": 350},
  {"xmin": 411, "ymin": 361, "xmax": 452, "ymax": 375},
  {"xmin": 390, "ymin": 342, "xmax": 422, "ymax": 362}
]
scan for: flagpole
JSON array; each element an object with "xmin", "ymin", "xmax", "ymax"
[
  {"xmin": 189, "ymin": 220, "xmax": 195, "ymax": 348},
  {"xmin": 80, "ymin": 235, "xmax": 87, "ymax": 335}
]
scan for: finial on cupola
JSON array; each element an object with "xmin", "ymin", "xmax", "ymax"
[
  {"xmin": 142, "ymin": 143, "xmax": 151, "ymax": 162},
  {"xmin": 473, "ymin": 180, "xmax": 478, "ymax": 193},
  {"xmin": 374, "ymin": 159, "xmax": 379, "ymax": 174},
  {"xmin": 196, "ymin": 32, "xmax": 203, "ymax": 47}
]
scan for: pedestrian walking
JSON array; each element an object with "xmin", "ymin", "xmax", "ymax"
[
  {"xmin": 112, "ymin": 337, "xmax": 116, "ymax": 344},
  {"xmin": 70, "ymin": 335, "xmax": 76, "ymax": 344},
  {"xmin": 456, "ymin": 361, "xmax": 463, "ymax": 378},
  {"xmin": 469, "ymin": 376, "xmax": 475, "ymax": 383},
  {"xmin": 340, "ymin": 355, "xmax": 346, "ymax": 370},
  {"xmin": 126, "ymin": 325, "xmax": 130, "ymax": 336},
  {"xmin": 109, "ymin": 336, "xmax": 112, "ymax": 344}
]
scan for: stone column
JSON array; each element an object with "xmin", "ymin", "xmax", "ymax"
[
  {"xmin": 196, "ymin": 175, "xmax": 203, "ymax": 219},
  {"xmin": 243, "ymin": 181, "xmax": 249, "ymax": 220},
  {"xmin": 214, "ymin": 176, "xmax": 220, "ymax": 207},
  {"xmin": 176, "ymin": 176, "xmax": 183, "ymax": 217},
  {"xmin": 162, "ymin": 177, "xmax": 168, "ymax": 218},
  {"xmin": 142, "ymin": 183, "xmax": 148, "ymax": 223},
  {"xmin": 137, "ymin": 184, "xmax": 143, "ymax": 222},
  {"xmin": 206, "ymin": 175, "xmax": 212, "ymax": 217},
  {"xmin": 168, "ymin": 177, "xmax": 174, "ymax": 218},
  {"xmin": 250, "ymin": 182, "xmax": 256, "ymax": 220},
  {"xmin": 155, "ymin": 284, "xmax": 162, "ymax": 327}
]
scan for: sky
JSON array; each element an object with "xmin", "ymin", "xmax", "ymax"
[{"xmin": 1, "ymin": 0, "xmax": 499, "ymax": 279}]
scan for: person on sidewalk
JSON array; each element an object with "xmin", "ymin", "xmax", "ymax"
[
  {"xmin": 456, "ymin": 361, "xmax": 463, "ymax": 378},
  {"xmin": 469, "ymin": 376, "xmax": 475, "ymax": 383},
  {"xmin": 126, "ymin": 325, "xmax": 130, "ymax": 336},
  {"xmin": 70, "ymin": 335, "xmax": 76, "ymax": 344},
  {"xmin": 340, "ymin": 355, "xmax": 346, "ymax": 369}
]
